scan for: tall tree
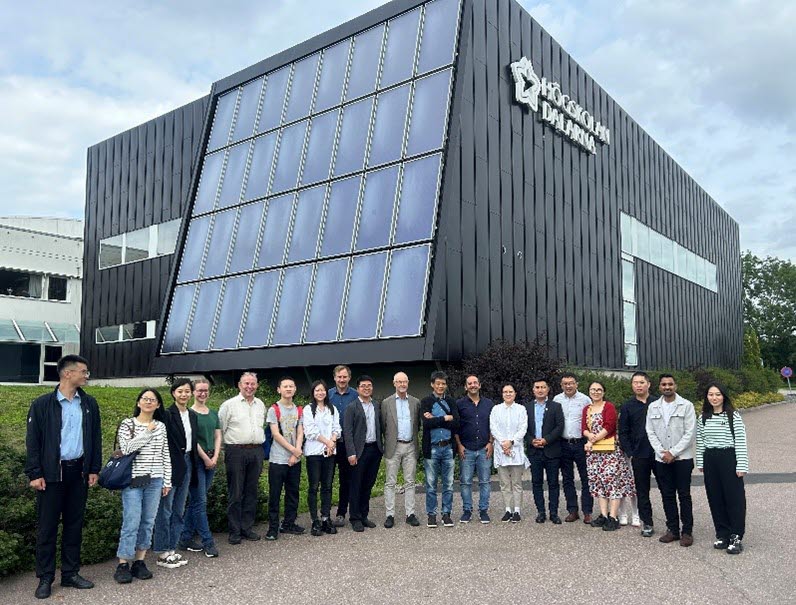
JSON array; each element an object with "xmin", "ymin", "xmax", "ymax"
[{"xmin": 742, "ymin": 251, "xmax": 796, "ymax": 368}]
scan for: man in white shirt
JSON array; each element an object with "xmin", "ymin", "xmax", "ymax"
[
  {"xmin": 218, "ymin": 372, "xmax": 266, "ymax": 544},
  {"xmin": 553, "ymin": 373, "xmax": 593, "ymax": 524}
]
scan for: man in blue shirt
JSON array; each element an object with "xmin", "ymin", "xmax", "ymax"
[
  {"xmin": 523, "ymin": 378, "xmax": 565, "ymax": 524},
  {"xmin": 421, "ymin": 371, "xmax": 459, "ymax": 528},
  {"xmin": 329, "ymin": 364, "xmax": 359, "ymax": 527},
  {"xmin": 25, "ymin": 355, "xmax": 102, "ymax": 600},
  {"xmin": 454, "ymin": 375, "xmax": 494, "ymax": 524}
]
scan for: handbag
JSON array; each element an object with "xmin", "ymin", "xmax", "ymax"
[
  {"xmin": 98, "ymin": 420, "xmax": 140, "ymax": 490},
  {"xmin": 587, "ymin": 405, "xmax": 616, "ymax": 452}
]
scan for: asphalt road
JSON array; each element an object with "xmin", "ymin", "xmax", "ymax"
[{"xmin": 2, "ymin": 401, "xmax": 794, "ymax": 605}]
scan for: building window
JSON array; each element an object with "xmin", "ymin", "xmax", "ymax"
[
  {"xmin": 98, "ymin": 219, "xmax": 182, "ymax": 269},
  {"xmin": 43, "ymin": 345, "xmax": 62, "ymax": 382},
  {"xmin": 95, "ymin": 320, "xmax": 156, "ymax": 344},
  {"xmin": 622, "ymin": 255, "xmax": 638, "ymax": 367},
  {"xmin": 47, "ymin": 276, "xmax": 68, "ymax": 301},
  {"xmin": 620, "ymin": 212, "xmax": 717, "ymax": 292},
  {"xmin": 0, "ymin": 269, "xmax": 42, "ymax": 298}
]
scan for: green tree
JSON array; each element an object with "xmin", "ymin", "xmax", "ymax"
[{"xmin": 742, "ymin": 251, "xmax": 796, "ymax": 369}]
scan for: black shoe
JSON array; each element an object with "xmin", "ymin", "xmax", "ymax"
[
  {"xmin": 384, "ymin": 515, "xmax": 395, "ymax": 528},
  {"xmin": 228, "ymin": 534, "xmax": 241, "ymax": 545},
  {"xmin": 60, "ymin": 574, "xmax": 94, "ymax": 589},
  {"xmin": 242, "ymin": 529, "xmax": 261, "ymax": 541},
  {"xmin": 351, "ymin": 520, "xmax": 365, "ymax": 532},
  {"xmin": 204, "ymin": 544, "xmax": 220, "ymax": 557},
  {"xmin": 311, "ymin": 519, "xmax": 323, "ymax": 536},
  {"xmin": 727, "ymin": 534, "xmax": 743, "ymax": 554},
  {"xmin": 511, "ymin": 512, "xmax": 521, "ymax": 523},
  {"xmin": 591, "ymin": 514, "xmax": 607, "ymax": 528},
  {"xmin": 442, "ymin": 513, "xmax": 454, "ymax": 527},
  {"xmin": 114, "ymin": 563, "xmax": 132, "ymax": 584},
  {"xmin": 501, "ymin": 511, "xmax": 512, "ymax": 522},
  {"xmin": 641, "ymin": 524, "xmax": 654, "ymax": 537},
  {"xmin": 602, "ymin": 516, "xmax": 618, "ymax": 532},
  {"xmin": 35, "ymin": 579, "xmax": 53, "ymax": 599},
  {"xmin": 322, "ymin": 519, "xmax": 337, "ymax": 534},
  {"xmin": 427, "ymin": 515, "xmax": 438, "ymax": 527},
  {"xmin": 280, "ymin": 523, "xmax": 305, "ymax": 535},
  {"xmin": 362, "ymin": 518, "xmax": 376, "ymax": 529},
  {"xmin": 406, "ymin": 514, "xmax": 420, "ymax": 526},
  {"xmin": 178, "ymin": 539, "xmax": 203, "ymax": 552},
  {"xmin": 130, "ymin": 560, "xmax": 153, "ymax": 580},
  {"xmin": 713, "ymin": 537, "xmax": 730, "ymax": 549},
  {"xmin": 265, "ymin": 527, "xmax": 279, "ymax": 541},
  {"xmin": 535, "ymin": 513, "xmax": 546, "ymax": 523},
  {"xmin": 550, "ymin": 515, "xmax": 562, "ymax": 525}
]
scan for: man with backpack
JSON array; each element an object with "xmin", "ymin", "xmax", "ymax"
[{"xmin": 265, "ymin": 376, "xmax": 305, "ymax": 540}]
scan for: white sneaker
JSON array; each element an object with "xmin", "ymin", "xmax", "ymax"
[
  {"xmin": 631, "ymin": 514, "xmax": 641, "ymax": 527},
  {"xmin": 156, "ymin": 554, "xmax": 182, "ymax": 569},
  {"xmin": 172, "ymin": 552, "xmax": 189, "ymax": 567},
  {"xmin": 618, "ymin": 514, "xmax": 629, "ymax": 526}
]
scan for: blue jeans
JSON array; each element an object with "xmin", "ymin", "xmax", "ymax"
[
  {"xmin": 425, "ymin": 446, "xmax": 454, "ymax": 515},
  {"xmin": 180, "ymin": 464, "xmax": 216, "ymax": 547},
  {"xmin": 154, "ymin": 453, "xmax": 191, "ymax": 552},
  {"xmin": 117, "ymin": 477, "xmax": 163, "ymax": 560},
  {"xmin": 460, "ymin": 447, "xmax": 492, "ymax": 512}
]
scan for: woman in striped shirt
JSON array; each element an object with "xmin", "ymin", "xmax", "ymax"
[
  {"xmin": 696, "ymin": 382, "xmax": 748, "ymax": 554},
  {"xmin": 114, "ymin": 389, "xmax": 172, "ymax": 583}
]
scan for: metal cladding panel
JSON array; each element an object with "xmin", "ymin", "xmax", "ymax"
[
  {"xmin": 433, "ymin": 0, "xmax": 742, "ymax": 369},
  {"xmin": 81, "ymin": 96, "xmax": 210, "ymax": 378}
]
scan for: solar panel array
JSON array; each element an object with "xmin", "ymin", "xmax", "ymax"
[{"xmin": 161, "ymin": 0, "xmax": 460, "ymax": 354}]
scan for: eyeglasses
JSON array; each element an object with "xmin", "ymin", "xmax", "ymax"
[
  {"xmin": 589, "ymin": 388, "xmax": 604, "ymax": 392},
  {"xmin": 70, "ymin": 369, "xmax": 90, "ymax": 377},
  {"xmin": 139, "ymin": 397, "xmax": 158, "ymax": 403}
]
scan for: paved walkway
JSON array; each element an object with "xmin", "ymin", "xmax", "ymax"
[{"xmin": 2, "ymin": 402, "xmax": 795, "ymax": 604}]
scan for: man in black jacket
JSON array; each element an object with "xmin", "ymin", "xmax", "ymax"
[
  {"xmin": 524, "ymin": 378, "xmax": 565, "ymax": 524},
  {"xmin": 421, "ymin": 371, "xmax": 460, "ymax": 528},
  {"xmin": 618, "ymin": 371, "xmax": 657, "ymax": 537},
  {"xmin": 25, "ymin": 355, "xmax": 101, "ymax": 599}
]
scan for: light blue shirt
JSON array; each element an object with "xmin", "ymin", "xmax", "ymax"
[
  {"xmin": 57, "ymin": 390, "xmax": 84, "ymax": 460},
  {"xmin": 396, "ymin": 395, "xmax": 412, "ymax": 441},
  {"xmin": 553, "ymin": 391, "xmax": 591, "ymax": 439},
  {"xmin": 534, "ymin": 401, "xmax": 546, "ymax": 440}
]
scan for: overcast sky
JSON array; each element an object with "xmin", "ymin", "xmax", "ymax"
[{"xmin": 1, "ymin": 0, "xmax": 793, "ymax": 261}]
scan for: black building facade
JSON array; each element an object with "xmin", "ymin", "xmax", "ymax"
[{"xmin": 82, "ymin": 0, "xmax": 743, "ymax": 379}]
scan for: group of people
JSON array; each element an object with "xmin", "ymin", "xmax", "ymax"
[{"xmin": 24, "ymin": 356, "xmax": 750, "ymax": 600}]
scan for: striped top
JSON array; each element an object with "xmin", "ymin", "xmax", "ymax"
[
  {"xmin": 118, "ymin": 417, "xmax": 173, "ymax": 488},
  {"xmin": 696, "ymin": 411, "xmax": 748, "ymax": 473}
]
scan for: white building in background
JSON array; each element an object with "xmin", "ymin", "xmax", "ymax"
[{"xmin": 0, "ymin": 217, "xmax": 83, "ymax": 383}]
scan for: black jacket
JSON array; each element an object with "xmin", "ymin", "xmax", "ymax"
[
  {"xmin": 420, "ymin": 394, "xmax": 460, "ymax": 459},
  {"xmin": 523, "ymin": 399, "xmax": 565, "ymax": 459},
  {"xmin": 25, "ymin": 387, "xmax": 102, "ymax": 482},
  {"xmin": 343, "ymin": 399, "xmax": 383, "ymax": 459},
  {"xmin": 618, "ymin": 397, "xmax": 655, "ymax": 458},
  {"xmin": 164, "ymin": 404, "xmax": 199, "ymax": 488}
]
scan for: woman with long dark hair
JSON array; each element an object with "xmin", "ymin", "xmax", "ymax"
[
  {"xmin": 696, "ymin": 383, "xmax": 748, "ymax": 554},
  {"xmin": 303, "ymin": 380, "xmax": 341, "ymax": 536},
  {"xmin": 113, "ymin": 389, "xmax": 172, "ymax": 583},
  {"xmin": 582, "ymin": 381, "xmax": 635, "ymax": 532}
]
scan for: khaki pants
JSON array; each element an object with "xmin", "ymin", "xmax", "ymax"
[
  {"xmin": 384, "ymin": 441, "xmax": 417, "ymax": 517},
  {"xmin": 497, "ymin": 465, "xmax": 524, "ymax": 511}
]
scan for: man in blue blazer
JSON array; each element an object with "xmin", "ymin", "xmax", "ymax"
[{"xmin": 524, "ymin": 377, "xmax": 565, "ymax": 524}]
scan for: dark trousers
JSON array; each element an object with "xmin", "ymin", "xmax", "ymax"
[
  {"xmin": 655, "ymin": 458, "xmax": 694, "ymax": 536},
  {"xmin": 35, "ymin": 462, "xmax": 88, "ymax": 581},
  {"xmin": 306, "ymin": 455, "xmax": 336, "ymax": 520},
  {"xmin": 560, "ymin": 439, "xmax": 593, "ymax": 514},
  {"xmin": 335, "ymin": 439, "xmax": 351, "ymax": 518},
  {"xmin": 529, "ymin": 450, "xmax": 560, "ymax": 515},
  {"xmin": 348, "ymin": 443, "xmax": 382, "ymax": 522},
  {"xmin": 631, "ymin": 456, "xmax": 657, "ymax": 526},
  {"xmin": 703, "ymin": 449, "xmax": 746, "ymax": 540},
  {"xmin": 225, "ymin": 445, "xmax": 263, "ymax": 537},
  {"xmin": 268, "ymin": 461, "xmax": 301, "ymax": 528}
]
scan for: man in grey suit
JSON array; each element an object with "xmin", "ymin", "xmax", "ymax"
[
  {"xmin": 344, "ymin": 375, "xmax": 383, "ymax": 532},
  {"xmin": 381, "ymin": 372, "xmax": 421, "ymax": 528}
]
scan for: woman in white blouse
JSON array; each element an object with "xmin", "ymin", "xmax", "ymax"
[
  {"xmin": 303, "ymin": 380, "xmax": 342, "ymax": 536},
  {"xmin": 490, "ymin": 383, "xmax": 530, "ymax": 523}
]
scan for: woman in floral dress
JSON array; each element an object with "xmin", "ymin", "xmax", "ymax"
[{"xmin": 582, "ymin": 381, "xmax": 635, "ymax": 532}]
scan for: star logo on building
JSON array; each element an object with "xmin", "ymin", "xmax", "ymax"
[{"xmin": 510, "ymin": 56, "xmax": 541, "ymax": 113}]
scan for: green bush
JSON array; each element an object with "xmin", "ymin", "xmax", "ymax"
[{"xmin": 733, "ymin": 391, "xmax": 785, "ymax": 409}]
